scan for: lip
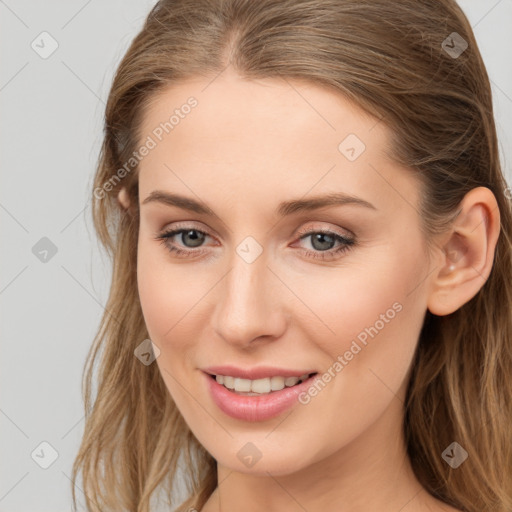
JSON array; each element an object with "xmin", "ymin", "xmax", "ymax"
[
  {"xmin": 202, "ymin": 370, "xmax": 319, "ymax": 422},
  {"xmin": 202, "ymin": 365, "xmax": 317, "ymax": 380}
]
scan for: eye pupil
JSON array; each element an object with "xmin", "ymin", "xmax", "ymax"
[{"xmin": 311, "ymin": 233, "xmax": 335, "ymax": 251}]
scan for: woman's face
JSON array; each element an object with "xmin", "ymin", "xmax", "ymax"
[{"xmin": 135, "ymin": 69, "xmax": 432, "ymax": 475}]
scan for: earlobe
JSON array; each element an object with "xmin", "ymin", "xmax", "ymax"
[
  {"xmin": 117, "ymin": 187, "xmax": 131, "ymax": 210},
  {"xmin": 427, "ymin": 186, "xmax": 501, "ymax": 316}
]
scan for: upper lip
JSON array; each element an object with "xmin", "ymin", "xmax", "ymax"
[{"xmin": 202, "ymin": 365, "xmax": 317, "ymax": 380}]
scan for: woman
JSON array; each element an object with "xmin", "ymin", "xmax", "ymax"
[{"xmin": 72, "ymin": 1, "xmax": 512, "ymax": 511}]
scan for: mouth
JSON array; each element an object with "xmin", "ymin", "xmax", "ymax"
[
  {"xmin": 207, "ymin": 372, "xmax": 318, "ymax": 396},
  {"xmin": 203, "ymin": 370, "xmax": 320, "ymax": 422}
]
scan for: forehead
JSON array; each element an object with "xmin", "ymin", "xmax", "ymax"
[{"xmin": 136, "ymin": 70, "xmax": 419, "ymax": 217}]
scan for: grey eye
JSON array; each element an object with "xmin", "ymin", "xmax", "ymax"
[
  {"xmin": 308, "ymin": 233, "xmax": 336, "ymax": 251},
  {"xmin": 179, "ymin": 229, "xmax": 206, "ymax": 248}
]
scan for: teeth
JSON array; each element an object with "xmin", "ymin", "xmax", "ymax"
[
  {"xmin": 215, "ymin": 373, "xmax": 310, "ymax": 394},
  {"xmin": 223, "ymin": 375, "xmax": 235, "ymax": 389},
  {"xmin": 270, "ymin": 376, "xmax": 285, "ymax": 391},
  {"xmin": 251, "ymin": 378, "xmax": 271, "ymax": 394},
  {"xmin": 234, "ymin": 377, "xmax": 252, "ymax": 392},
  {"xmin": 284, "ymin": 376, "xmax": 300, "ymax": 386}
]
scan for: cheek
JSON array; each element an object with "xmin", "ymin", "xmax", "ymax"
[
  {"xmin": 137, "ymin": 243, "xmax": 204, "ymax": 407},
  {"xmin": 137, "ymin": 240, "xmax": 186, "ymax": 343},
  {"xmin": 285, "ymin": 255, "xmax": 426, "ymax": 448},
  {"xmin": 294, "ymin": 240, "xmax": 427, "ymax": 388},
  {"xmin": 136, "ymin": 240, "xmax": 217, "ymax": 352},
  {"xmin": 300, "ymin": 257, "xmax": 420, "ymax": 341}
]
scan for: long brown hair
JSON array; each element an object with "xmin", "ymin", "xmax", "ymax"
[{"xmin": 71, "ymin": 1, "xmax": 512, "ymax": 510}]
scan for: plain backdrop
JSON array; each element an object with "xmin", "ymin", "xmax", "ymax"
[{"xmin": 1, "ymin": 1, "xmax": 511, "ymax": 510}]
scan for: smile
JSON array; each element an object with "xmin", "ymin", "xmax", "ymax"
[
  {"xmin": 203, "ymin": 370, "xmax": 319, "ymax": 422},
  {"xmin": 212, "ymin": 373, "xmax": 314, "ymax": 395}
]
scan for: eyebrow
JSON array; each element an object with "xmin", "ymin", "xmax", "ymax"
[{"xmin": 142, "ymin": 190, "xmax": 377, "ymax": 216}]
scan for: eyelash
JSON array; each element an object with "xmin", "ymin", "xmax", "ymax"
[{"xmin": 154, "ymin": 225, "xmax": 356, "ymax": 261}]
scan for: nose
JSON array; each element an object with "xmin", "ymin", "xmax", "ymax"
[{"xmin": 211, "ymin": 249, "xmax": 288, "ymax": 349}]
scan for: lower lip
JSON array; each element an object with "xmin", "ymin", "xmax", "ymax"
[{"xmin": 203, "ymin": 371, "xmax": 318, "ymax": 422}]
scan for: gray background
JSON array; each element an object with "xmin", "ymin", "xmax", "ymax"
[{"xmin": 1, "ymin": 1, "xmax": 511, "ymax": 510}]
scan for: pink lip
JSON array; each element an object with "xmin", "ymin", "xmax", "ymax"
[
  {"xmin": 202, "ymin": 365, "xmax": 316, "ymax": 380},
  {"xmin": 202, "ymin": 370, "xmax": 319, "ymax": 422}
]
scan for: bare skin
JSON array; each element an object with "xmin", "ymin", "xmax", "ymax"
[{"xmin": 119, "ymin": 67, "xmax": 500, "ymax": 512}]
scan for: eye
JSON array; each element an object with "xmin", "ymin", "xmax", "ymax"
[
  {"xmin": 154, "ymin": 227, "xmax": 212, "ymax": 258},
  {"xmin": 154, "ymin": 225, "xmax": 356, "ymax": 261},
  {"xmin": 294, "ymin": 227, "xmax": 356, "ymax": 261}
]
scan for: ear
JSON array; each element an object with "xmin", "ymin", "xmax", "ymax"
[
  {"xmin": 426, "ymin": 186, "xmax": 501, "ymax": 316},
  {"xmin": 117, "ymin": 187, "xmax": 131, "ymax": 210}
]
